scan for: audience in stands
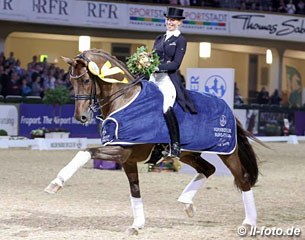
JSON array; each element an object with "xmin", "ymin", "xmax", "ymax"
[
  {"xmin": 128, "ymin": 0, "xmax": 305, "ymax": 15},
  {"xmin": 0, "ymin": 51, "xmax": 71, "ymax": 99}
]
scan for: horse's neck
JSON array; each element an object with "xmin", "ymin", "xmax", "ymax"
[{"xmin": 99, "ymin": 83, "xmax": 141, "ymax": 118}]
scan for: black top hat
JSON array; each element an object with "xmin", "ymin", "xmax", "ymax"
[{"xmin": 164, "ymin": 7, "xmax": 185, "ymax": 20}]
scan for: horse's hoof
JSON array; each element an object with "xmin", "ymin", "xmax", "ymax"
[
  {"xmin": 44, "ymin": 183, "xmax": 62, "ymax": 194},
  {"xmin": 184, "ymin": 203, "xmax": 195, "ymax": 218},
  {"xmin": 126, "ymin": 227, "xmax": 139, "ymax": 236}
]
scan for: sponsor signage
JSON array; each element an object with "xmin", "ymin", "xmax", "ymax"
[
  {"xmin": 32, "ymin": 138, "xmax": 87, "ymax": 150},
  {"xmin": 0, "ymin": 105, "xmax": 18, "ymax": 135},
  {"xmin": 186, "ymin": 68, "xmax": 235, "ymax": 108},
  {"xmin": 19, "ymin": 104, "xmax": 100, "ymax": 138},
  {"xmin": 230, "ymin": 13, "xmax": 305, "ymax": 42}
]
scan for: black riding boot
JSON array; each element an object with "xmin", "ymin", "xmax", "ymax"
[{"xmin": 164, "ymin": 107, "xmax": 181, "ymax": 158}]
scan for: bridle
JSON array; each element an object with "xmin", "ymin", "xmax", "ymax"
[
  {"xmin": 69, "ymin": 54, "xmax": 98, "ymax": 113},
  {"xmin": 70, "ymin": 52, "xmax": 144, "ymax": 116}
]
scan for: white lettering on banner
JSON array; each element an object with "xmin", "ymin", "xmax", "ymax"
[
  {"xmin": 1, "ymin": 0, "xmax": 13, "ymax": 10},
  {"xmin": 32, "ymin": 0, "xmax": 68, "ymax": 15},
  {"xmin": 20, "ymin": 116, "xmax": 42, "ymax": 126},
  {"xmin": 184, "ymin": 12, "xmax": 227, "ymax": 22},
  {"xmin": 87, "ymin": 2, "xmax": 118, "ymax": 19}
]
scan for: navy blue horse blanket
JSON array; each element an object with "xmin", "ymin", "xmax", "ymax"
[{"xmin": 97, "ymin": 80, "xmax": 237, "ymax": 154}]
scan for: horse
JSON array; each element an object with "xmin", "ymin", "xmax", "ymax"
[{"xmin": 44, "ymin": 49, "xmax": 261, "ymax": 235}]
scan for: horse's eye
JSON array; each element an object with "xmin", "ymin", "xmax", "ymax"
[{"xmin": 83, "ymin": 79, "xmax": 90, "ymax": 84}]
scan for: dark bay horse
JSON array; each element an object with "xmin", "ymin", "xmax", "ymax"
[{"xmin": 45, "ymin": 49, "xmax": 260, "ymax": 235}]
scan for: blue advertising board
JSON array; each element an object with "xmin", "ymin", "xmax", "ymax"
[{"xmin": 19, "ymin": 104, "xmax": 100, "ymax": 138}]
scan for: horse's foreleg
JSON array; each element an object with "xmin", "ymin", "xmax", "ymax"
[
  {"xmin": 44, "ymin": 150, "xmax": 91, "ymax": 194},
  {"xmin": 44, "ymin": 146, "xmax": 132, "ymax": 194},
  {"xmin": 178, "ymin": 153, "xmax": 216, "ymax": 217},
  {"xmin": 123, "ymin": 161, "xmax": 145, "ymax": 235}
]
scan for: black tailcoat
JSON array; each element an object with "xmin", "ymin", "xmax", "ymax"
[{"xmin": 153, "ymin": 33, "xmax": 197, "ymax": 113}]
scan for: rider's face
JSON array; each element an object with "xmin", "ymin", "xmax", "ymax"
[{"xmin": 165, "ymin": 18, "xmax": 181, "ymax": 31}]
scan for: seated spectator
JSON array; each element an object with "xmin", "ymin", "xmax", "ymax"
[
  {"xmin": 20, "ymin": 77, "xmax": 32, "ymax": 97},
  {"xmin": 297, "ymin": 0, "xmax": 305, "ymax": 14},
  {"xmin": 6, "ymin": 71, "xmax": 21, "ymax": 96},
  {"xmin": 286, "ymin": 0, "xmax": 296, "ymax": 14},
  {"xmin": 257, "ymin": 86, "xmax": 269, "ymax": 104},
  {"xmin": 270, "ymin": 89, "xmax": 282, "ymax": 105},
  {"xmin": 278, "ymin": 0, "xmax": 287, "ymax": 13},
  {"xmin": 31, "ymin": 75, "xmax": 44, "ymax": 97},
  {"xmin": 234, "ymin": 87, "xmax": 244, "ymax": 104}
]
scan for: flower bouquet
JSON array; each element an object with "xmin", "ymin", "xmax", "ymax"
[{"xmin": 126, "ymin": 46, "xmax": 160, "ymax": 77}]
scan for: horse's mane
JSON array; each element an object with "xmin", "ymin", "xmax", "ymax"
[{"xmin": 85, "ymin": 49, "xmax": 134, "ymax": 80}]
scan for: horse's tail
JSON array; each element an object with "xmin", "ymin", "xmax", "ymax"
[{"xmin": 236, "ymin": 118, "xmax": 260, "ymax": 187}]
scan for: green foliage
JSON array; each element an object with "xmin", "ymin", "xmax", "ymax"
[
  {"xmin": 126, "ymin": 46, "xmax": 160, "ymax": 77},
  {"xmin": 43, "ymin": 86, "xmax": 70, "ymax": 106},
  {"xmin": 0, "ymin": 129, "xmax": 8, "ymax": 136}
]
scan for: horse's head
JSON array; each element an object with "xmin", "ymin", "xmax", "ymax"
[{"xmin": 62, "ymin": 49, "xmax": 134, "ymax": 124}]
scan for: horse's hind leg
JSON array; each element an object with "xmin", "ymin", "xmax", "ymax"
[
  {"xmin": 178, "ymin": 152, "xmax": 216, "ymax": 217},
  {"xmin": 219, "ymin": 148, "xmax": 257, "ymax": 226},
  {"xmin": 123, "ymin": 160, "xmax": 145, "ymax": 235}
]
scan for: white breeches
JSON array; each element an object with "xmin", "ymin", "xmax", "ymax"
[{"xmin": 149, "ymin": 73, "xmax": 176, "ymax": 113}]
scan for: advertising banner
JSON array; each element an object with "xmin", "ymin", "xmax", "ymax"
[
  {"xmin": 0, "ymin": 105, "xmax": 18, "ymax": 136},
  {"xmin": 32, "ymin": 138, "xmax": 87, "ymax": 150},
  {"xmin": 294, "ymin": 111, "xmax": 305, "ymax": 136},
  {"xmin": 230, "ymin": 12, "xmax": 305, "ymax": 42},
  {"xmin": 186, "ymin": 68, "xmax": 235, "ymax": 108},
  {"xmin": 19, "ymin": 104, "xmax": 100, "ymax": 138},
  {"xmin": 4, "ymin": 1, "xmax": 305, "ymax": 42}
]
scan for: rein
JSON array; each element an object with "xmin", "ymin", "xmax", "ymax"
[{"xmin": 98, "ymin": 75, "xmax": 144, "ymax": 109}]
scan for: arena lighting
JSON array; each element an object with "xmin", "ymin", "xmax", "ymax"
[
  {"xmin": 199, "ymin": 42, "xmax": 211, "ymax": 58},
  {"xmin": 266, "ymin": 49, "xmax": 273, "ymax": 64},
  {"xmin": 79, "ymin": 36, "xmax": 91, "ymax": 52}
]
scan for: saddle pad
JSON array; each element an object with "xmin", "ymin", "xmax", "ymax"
[{"xmin": 97, "ymin": 80, "xmax": 236, "ymax": 154}]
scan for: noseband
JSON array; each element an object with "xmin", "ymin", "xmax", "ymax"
[{"xmin": 70, "ymin": 53, "xmax": 98, "ymax": 112}]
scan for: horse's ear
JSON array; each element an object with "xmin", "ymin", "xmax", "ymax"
[{"xmin": 61, "ymin": 56, "xmax": 77, "ymax": 66}]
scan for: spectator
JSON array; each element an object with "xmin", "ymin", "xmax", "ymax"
[
  {"xmin": 286, "ymin": 0, "xmax": 296, "ymax": 14},
  {"xmin": 234, "ymin": 87, "xmax": 244, "ymax": 104},
  {"xmin": 179, "ymin": 0, "xmax": 190, "ymax": 5},
  {"xmin": 270, "ymin": 89, "xmax": 282, "ymax": 105},
  {"xmin": 296, "ymin": 0, "xmax": 305, "ymax": 14},
  {"xmin": 27, "ymin": 55, "xmax": 38, "ymax": 72},
  {"xmin": 257, "ymin": 86, "xmax": 269, "ymax": 104},
  {"xmin": 20, "ymin": 77, "xmax": 32, "ymax": 96},
  {"xmin": 6, "ymin": 71, "xmax": 21, "ymax": 96},
  {"xmin": 278, "ymin": 0, "xmax": 287, "ymax": 12},
  {"xmin": 190, "ymin": 0, "xmax": 203, "ymax": 6},
  {"xmin": 31, "ymin": 75, "xmax": 44, "ymax": 97}
]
